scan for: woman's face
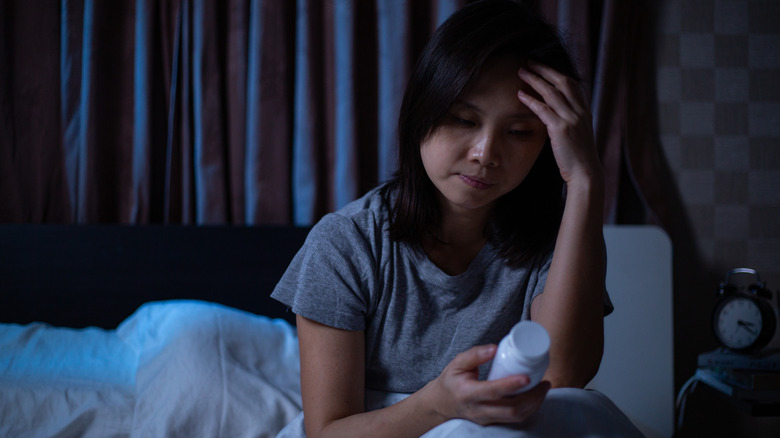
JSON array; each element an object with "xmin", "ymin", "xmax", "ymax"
[{"xmin": 420, "ymin": 55, "xmax": 548, "ymax": 217}]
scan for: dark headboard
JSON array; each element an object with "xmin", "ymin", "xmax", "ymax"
[{"xmin": 0, "ymin": 225, "xmax": 310, "ymax": 329}]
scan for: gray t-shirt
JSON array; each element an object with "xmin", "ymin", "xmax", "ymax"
[{"xmin": 271, "ymin": 187, "xmax": 552, "ymax": 394}]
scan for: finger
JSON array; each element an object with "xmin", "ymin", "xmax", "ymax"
[
  {"xmin": 525, "ymin": 63, "xmax": 587, "ymax": 114},
  {"xmin": 517, "ymin": 68, "xmax": 573, "ymax": 118},
  {"xmin": 487, "ymin": 381, "xmax": 550, "ymax": 411},
  {"xmin": 449, "ymin": 345, "xmax": 497, "ymax": 372},
  {"xmin": 471, "ymin": 383, "xmax": 550, "ymax": 425},
  {"xmin": 517, "ymin": 66, "xmax": 585, "ymax": 121},
  {"xmin": 525, "ymin": 63, "xmax": 582, "ymax": 96},
  {"xmin": 515, "ymin": 88, "xmax": 562, "ymax": 130},
  {"xmin": 474, "ymin": 375, "xmax": 531, "ymax": 400},
  {"xmin": 517, "ymin": 85, "xmax": 592, "ymax": 140},
  {"xmin": 514, "ymin": 380, "xmax": 551, "ymax": 400}
]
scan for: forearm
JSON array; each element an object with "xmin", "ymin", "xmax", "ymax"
[
  {"xmin": 533, "ymin": 175, "xmax": 606, "ymax": 388},
  {"xmin": 298, "ymin": 315, "xmax": 449, "ymax": 438},
  {"xmin": 307, "ymin": 344, "xmax": 547, "ymax": 437},
  {"xmin": 310, "ymin": 384, "xmax": 444, "ymax": 438}
]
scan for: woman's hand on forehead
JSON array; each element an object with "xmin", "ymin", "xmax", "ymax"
[{"xmin": 515, "ymin": 63, "xmax": 601, "ymax": 186}]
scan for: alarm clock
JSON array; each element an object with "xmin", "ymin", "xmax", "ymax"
[{"xmin": 712, "ymin": 268, "xmax": 779, "ymax": 352}]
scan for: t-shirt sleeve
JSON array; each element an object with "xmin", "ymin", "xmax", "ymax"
[
  {"xmin": 270, "ymin": 213, "xmax": 374, "ymax": 331},
  {"xmin": 523, "ymin": 251, "xmax": 553, "ymax": 320},
  {"xmin": 603, "ymin": 286, "xmax": 615, "ymax": 316}
]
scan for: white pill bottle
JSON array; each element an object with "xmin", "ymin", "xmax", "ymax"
[{"xmin": 487, "ymin": 320, "xmax": 550, "ymax": 394}]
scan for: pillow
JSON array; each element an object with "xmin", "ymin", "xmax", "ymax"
[{"xmin": 117, "ymin": 300, "xmax": 302, "ymax": 438}]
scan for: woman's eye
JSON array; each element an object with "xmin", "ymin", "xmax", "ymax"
[
  {"xmin": 452, "ymin": 116, "xmax": 475, "ymax": 127},
  {"xmin": 510, "ymin": 130, "xmax": 534, "ymax": 138}
]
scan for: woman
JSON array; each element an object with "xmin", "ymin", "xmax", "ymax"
[{"xmin": 272, "ymin": 1, "xmax": 630, "ymax": 436}]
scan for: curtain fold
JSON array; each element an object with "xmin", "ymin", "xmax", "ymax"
[
  {"xmin": 375, "ymin": 0, "xmax": 408, "ymax": 186},
  {"xmin": 191, "ymin": 0, "xmax": 227, "ymax": 224},
  {"xmin": 61, "ymin": 0, "xmax": 92, "ymax": 222},
  {"xmin": 244, "ymin": 0, "xmax": 295, "ymax": 224},
  {"xmin": 332, "ymin": 0, "xmax": 359, "ymax": 210},
  {"xmin": 1, "ymin": 1, "xmax": 68, "ymax": 222},
  {"xmin": 588, "ymin": 0, "xmax": 625, "ymax": 223},
  {"xmin": 1, "ymin": 0, "xmax": 665, "ymax": 228},
  {"xmin": 131, "ymin": 0, "xmax": 151, "ymax": 223},
  {"xmin": 545, "ymin": 0, "xmax": 664, "ymax": 226}
]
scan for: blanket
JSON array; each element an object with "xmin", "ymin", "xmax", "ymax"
[{"xmin": 277, "ymin": 389, "xmax": 643, "ymax": 437}]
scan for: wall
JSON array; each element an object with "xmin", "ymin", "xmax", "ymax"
[
  {"xmin": 658, "ymin": 0, "xmax": 780, "ymax": 291},
  {"xmin": 656, "ymin": 0, "xmax": 780, "ymax": 434}
]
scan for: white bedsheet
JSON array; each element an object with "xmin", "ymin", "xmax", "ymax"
[
  {"xmin": 1, "ymin": 301, "xmax": 643, "ymax": 438},
  {"xmin": 1, "ymin": 301, "xmax": 302, "ymax": 438},
  {"xmin": 0, "ymin": 322, "xmax": 137, "ymax": 438}
]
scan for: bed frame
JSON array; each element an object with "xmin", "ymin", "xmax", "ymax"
[{"xmin": 0, "ymin": 225, "xmax": 309, "ymax": 329}]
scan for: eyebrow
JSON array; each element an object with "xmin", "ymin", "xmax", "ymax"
[{"xmin": 452, "ymin": 99, "xmax": 538, "ymax": 120}]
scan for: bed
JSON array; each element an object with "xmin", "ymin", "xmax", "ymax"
[{"xmin": 0, "ymin": 224, "xmax": 673, "ymax": 437}]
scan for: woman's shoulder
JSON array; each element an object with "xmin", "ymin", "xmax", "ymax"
[
  {"xmin": 308, "ymin": 185, "xmax": 394, "ymax": 248},
  {"xmin": 325, "ymin": 185, "xmax": 393, "ymax": 230},
  {"xmin": 335, "ymin": 185, "xmax": 392, "ymax": 218}
]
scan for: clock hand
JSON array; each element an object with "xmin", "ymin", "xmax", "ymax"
[{"xmin": 737, "ymin": 320, "xmax": 757, "ymax": 336}]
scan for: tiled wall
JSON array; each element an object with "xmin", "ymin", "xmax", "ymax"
[
  {"xmin": 656, "ymin": 2, "xmax": 780, "ymax": 432},
  {"xmin": 657, "ymin": 0, "xmax": 780, "ymax": 289}
]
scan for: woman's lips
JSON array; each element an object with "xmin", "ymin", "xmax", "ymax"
[{"xmin": 459, "ymin": 174, "xmax": 495, "ymax": 190}]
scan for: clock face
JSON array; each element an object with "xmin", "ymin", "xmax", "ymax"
[{"xmin": 715, "ymin": 296, "xmax": 763, "ymax": 350}]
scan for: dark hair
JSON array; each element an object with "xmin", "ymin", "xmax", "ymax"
[{"xmin": 383, "ymin": 0, "xmax": 579, "ymax": 267}]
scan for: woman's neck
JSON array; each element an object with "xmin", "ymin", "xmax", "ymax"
[
  {"xmin": 422, "ymin": 202, "xmax": 493, "ymax": 275},
  {"xmin": 435, "ymin": 198, "xmax": 492, "ymax": 244}
]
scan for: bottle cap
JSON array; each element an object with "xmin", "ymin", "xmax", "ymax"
[{"xmin": 508, "ymin": 320, "xmax": 550, "ymax": 364}]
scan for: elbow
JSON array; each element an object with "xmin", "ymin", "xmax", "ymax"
[
  {"xmin": 546, "ymin": 370, "xmax": 595, "ymax": 389},
  {"xmin": 303, "ymin": 420, "xmax": 322, "ymax": 438},
  {"xmin": 304, "ymin": 420, "xmax": 333, "ymax": 438},
  {"xmin": 546, "ymin": 362, "xmax": 600, "ymax": 389},
  {"xmin": 579, "ymin": 340, "xmax": 604, "ymax": 387},
  {"xmin": 546, "ymin": 340, "xmax": 604, "ymax": 389}
]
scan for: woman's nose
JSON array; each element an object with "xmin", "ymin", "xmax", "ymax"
[{"xmin": 470, "ymin": 133, "xmax": 500, "ymax": 167}]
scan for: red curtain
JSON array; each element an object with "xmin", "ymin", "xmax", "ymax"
[{"xmin": 1, "ymin": 0, "xmax": 668, "ymax": 228}]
